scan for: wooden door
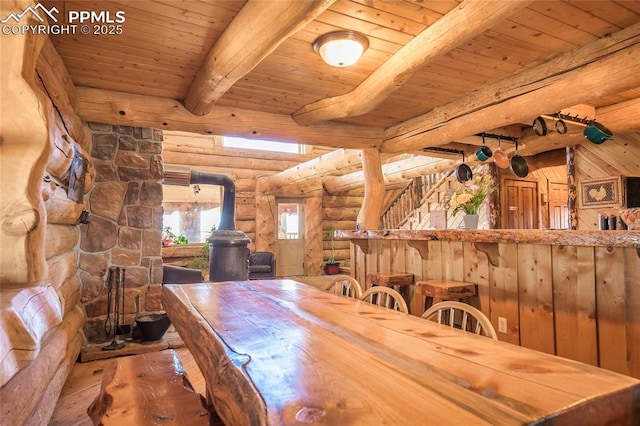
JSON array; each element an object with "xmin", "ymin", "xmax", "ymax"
[
  {"xmin": 548, "ymin": 182, "xmax": 569, "ymax": 229},
  {"xmin": 502, "ymin": 179, "xmax": 538, "ymax": 229},
  {"xmin": 275, "ymin": 200, "xmax": 305, "ymax": 276}
]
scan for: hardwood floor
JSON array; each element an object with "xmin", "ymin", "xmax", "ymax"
[{"xmin": 49, "ymin": 347, "xmax": 205, "ymax": 425}]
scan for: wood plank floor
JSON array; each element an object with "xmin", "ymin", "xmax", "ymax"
[
  {"xmin": 50, "ymin": 277, "xmax": 339, "ymax": 425},
  {"xmin": 49, "ymin": 347, "xmax": 206, "ymax": 425}
]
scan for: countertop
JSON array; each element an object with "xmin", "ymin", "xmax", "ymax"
[{"xmin": 335, "ymin": 229, "xmax": 640, "ymax": 248}]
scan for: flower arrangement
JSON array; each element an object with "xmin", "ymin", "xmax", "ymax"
[{"xmin": 450, "ymin": 175, "xmax": 496, "ymax": 216}]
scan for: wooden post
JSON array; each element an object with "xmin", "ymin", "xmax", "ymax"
[
  {"xmin": 357, "ymin": 149, "xmax": 385, "ymax": 230},
  {"xmin": 489, "ymin": 163, "xmax": 500, "ymax": 229},
  {"xmin": 255, "ymin": 194, "xmax": 276, "ymax": 252},
  {"xmin": 566, "ymin": 146, "xmax": 577, "ymax": 230},
  {"xmin": 304, "ymin": 196, "xmax": 323, "ymax": 276}
]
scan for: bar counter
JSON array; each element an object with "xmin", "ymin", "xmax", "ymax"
[{"xmin": 335, "ymin": 228, "xmax": 640, "ymax": 378}]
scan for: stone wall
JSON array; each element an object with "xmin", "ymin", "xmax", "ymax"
[{"xmin": 79, "ymin": 123, "xmax": 164, "ymax": 343}]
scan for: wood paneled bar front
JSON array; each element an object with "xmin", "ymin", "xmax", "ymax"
[{"xmin": 336, "ymin": 230, "xmax": 640, "ymax": 379}]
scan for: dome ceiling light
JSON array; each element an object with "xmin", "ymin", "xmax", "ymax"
[{"xmin": 312, "ymin": 31, "xmax": 369, "ymax": 67}]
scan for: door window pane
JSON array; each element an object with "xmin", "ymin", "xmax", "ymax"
[{"xmin": 278, "ymin": 203, "xmax": 300, "ymax": 240}]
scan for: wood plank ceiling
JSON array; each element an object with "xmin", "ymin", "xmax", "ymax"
[{"xmin": 44, "ymin": 0, "xmax": 640, "ymax": 155}]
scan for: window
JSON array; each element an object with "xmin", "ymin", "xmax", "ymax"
[
  {"xmin": 163, "ymin": 204, "xmax": 220, "ymax": 243},
  {"xmin": 223, "ymin": 136, "xmax": 304, "ymax": 154},
  {"xmin": 162, "ymin": 178, "xmax": 222, "ymax": 244},
  {"xmin": 163, "ymin": 210, "xmax": 181, "ymax": 236}
]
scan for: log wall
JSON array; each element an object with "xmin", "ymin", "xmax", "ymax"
[
  {"xmin": 348, "ymin": 234, "xmax": 640, "ymax": 378},
  {"xmin": 163, "ymin": 132, "xmax": 362, "ymax": 274},
  {"xmin": 0, "ymin": 21, "xmax": 86, "ymax": 425}
]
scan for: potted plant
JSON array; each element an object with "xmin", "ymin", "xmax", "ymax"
[
  {"xmin": 324, "ymin": 226, "xmax": 340, "ymax": 275},
  {"xmin": 162, "ymin": 226, "xmax": 176, "ymax": 247},
  {"xmin": 162, "ymin": 226, "xmax": 188, "ymax": 246},
  {"xmin": 449, "ymin": 175, "xmax": 496, "ymax": 229},
  {"xmin": 173, "ymin": 234, "xmax": 189, "ymax": 244},
  {"xmin": 188, "ymin": 242, "xmax": 210, "ymax": 280}
]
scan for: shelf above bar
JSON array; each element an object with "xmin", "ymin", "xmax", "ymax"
[{"xmin": 335, "ymin": 229, "xmax": 640, "ymax": 248}]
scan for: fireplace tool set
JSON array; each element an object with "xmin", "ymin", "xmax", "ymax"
[{"xmin": 102, "ymin": 266, "xmax": 126, "ymax": 351}]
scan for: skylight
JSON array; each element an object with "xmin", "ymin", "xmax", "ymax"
[{"xmin": 223, "ymin": 136, "xmax": 303, "ymax": 154}]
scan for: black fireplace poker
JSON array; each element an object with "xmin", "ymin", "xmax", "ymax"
[
  {"xmin": 102, "ymin": 267, "xmax": 126, "ymax": 351},
  {"xmin": 163, "ymin": 169, "xmax": 237, "ymax": 230}
]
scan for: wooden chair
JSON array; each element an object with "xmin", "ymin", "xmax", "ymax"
[
  {"xmin": 411, "ymin": 280, "xmax": 476, "ymax": 316},
  {"xmin": 328, "ymin": 276, "xmax": 363, "ymax": 299},
  {"xmin": 366, "ymin": 272, "xmax": 413, "ymax": 306},
  {"xmin": 420, "ymin": 301, "xmax": 497, "ymax": 339},
  {"xmin": 361, "ymin": 287, "xmax": 409, "ymax": 314}
]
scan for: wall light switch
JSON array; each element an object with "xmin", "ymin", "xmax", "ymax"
[{"xmin": 498, "ymin": 317, "xmax": 507, "ymax": 334}]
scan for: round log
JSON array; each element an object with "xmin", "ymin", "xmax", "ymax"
[
  {"xmin": 43, "ymin": 183, "xmax": 87, "ymax": 225},
  {"xmin": 47, "ymin": 131, "xmax": 74, "ymax": 184},
  {"xmin": 47, "ymin": 250, "xmax": 79, "ymax": 290},
  {"xmin": 356, "ymin": 148, "xmax": 385, "ymax": 229},
  {"xmin": 0, "ymin": 20, "xmax": 50, "ymax": 285},
  {"xmin": 45, "ymin": 224, "xmax": 79, "ymax": 259},
  {"xmin": 58, "ymin": 274, "xmax": 81, "ymax": 317},
  {"xmin": 80, "ymin": 144, "xmax": 95, "ymax": 193},
  {"xmin": 2, "ymin": 206, "xmax": 38, "ymax": 236},
  {"xmin": 0, "ymin": 307, "xmax": 83, "ymax": 424}
]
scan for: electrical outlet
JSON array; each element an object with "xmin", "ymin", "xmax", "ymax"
[{"xmin": 498, "ymin": 317, "xmax": 507, "ymax": 334}]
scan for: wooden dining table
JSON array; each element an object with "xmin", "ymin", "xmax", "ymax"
[{"xmin": 163, "ymin": 279, "xmax": 639, "ymax": 425}]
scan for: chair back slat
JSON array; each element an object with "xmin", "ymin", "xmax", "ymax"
[
  {"xmin": 329, "ymin": 276, "xmax": 363, "ymax": 299},
  {"xmin": 421, "ymin": 301, "xmax": 498, "ymax": 340},
  {"xmin": 361, "ymin": 287, "xmax": 409, "ymax": 314}
]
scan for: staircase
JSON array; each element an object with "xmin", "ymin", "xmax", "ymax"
[{"xmin": 381, "ymin": 171, "xmax": 453, "ymax": 229}]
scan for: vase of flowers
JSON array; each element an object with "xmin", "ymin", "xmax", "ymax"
[{"xmin": 449, "ymin": 175, "xmax": 495, "ymax": 229}]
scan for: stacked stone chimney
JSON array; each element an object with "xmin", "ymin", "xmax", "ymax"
[{"xmin": 79, "ymin": 123, "xmax": 164, "ymax": 343}]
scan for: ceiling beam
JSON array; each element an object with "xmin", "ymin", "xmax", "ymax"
[
  {"xmin": 321, "ymin": 97, "xmax": 640, "ymax": 192},
  {"xmin": 323, "ymin": 156, "xmax": 443, "ymax": 194},
  {"xmin": 292, "ymin": 0, "xmax": 530, "ymax": 126},
  {"xmin": 184, "ymin": 0, "xmax": 335, "ymax": 116},
  {"xmin": 381, "ymin": 22, "xmax": 640, "ymax": 153},
  {"xmin": 596, "ymin": 97, "xmax": 640, "ymax": 134},
  {"xmin": 76, "ymin": 87, "xmax": 383, "ymax": 149},
  {"xmin": 520, "ymin": 97, "xmax": 640, "ymax": 155},
  {"xmin": 256, "ymin": 149, "xmax": 363, "ymax": 195}
]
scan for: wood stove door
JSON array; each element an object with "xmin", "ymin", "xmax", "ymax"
[{"xmin": 276, "ymin": 200, "xmax": 304, "ymax": 276}]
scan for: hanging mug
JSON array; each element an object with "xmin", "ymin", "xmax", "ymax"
[
  {"xmin": 476, "ymin": 133, "xmax": 492, "ymax": 162},
  {"xmin": 476, "ymin": 145, "xmax": 493, "ymax": 161},
  {"xmin": 583, "ymin": 121, "xmax": 613, "ymax": 144}
]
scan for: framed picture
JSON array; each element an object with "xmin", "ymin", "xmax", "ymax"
[{"xmin": 579, "ymin": 177, "xmax": 623, "ymax": 209}]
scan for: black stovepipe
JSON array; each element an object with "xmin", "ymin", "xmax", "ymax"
[{"xmin": 163, "ymin": 169, "xmax": 236, "ymax": 230}]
